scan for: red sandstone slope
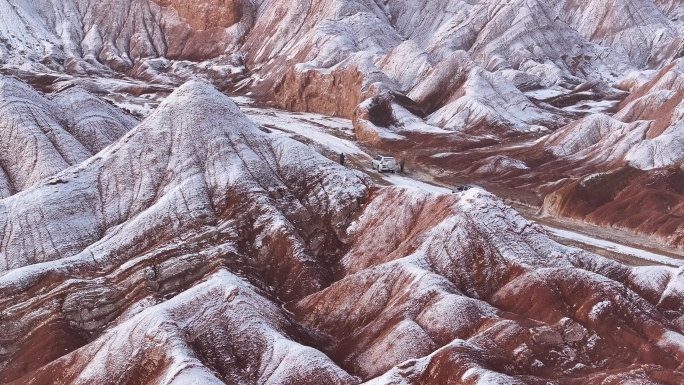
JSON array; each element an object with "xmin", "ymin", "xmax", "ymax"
[
  {"xmin": 503, "ymin": 59, "xmax": 684, "ymax": 248},
  {"xmin": 292, "ymin": 187, "xmax": 684, "ymax": 383},
  {"xmin": 427, "ymin": 56, "xmax": 684, "ymax": 249}
]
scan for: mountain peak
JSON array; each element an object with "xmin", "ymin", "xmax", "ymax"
[{"xmin": 159, "ymin": 80, "xmax": 243, "ymax": 115}]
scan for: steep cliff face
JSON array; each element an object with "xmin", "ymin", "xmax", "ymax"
[{"xmin": 152, "ymin": 0, "xmax": 254, "ymax": 30}]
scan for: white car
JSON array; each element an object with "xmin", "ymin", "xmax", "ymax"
[{"xmin": 372, "ymin": 155, "xmax": 397, "ymax": 173}]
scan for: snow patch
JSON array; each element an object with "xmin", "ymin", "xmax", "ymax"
[{"xmin": 543, "ymin": 226, "xmax": 684, "ymax": 267}]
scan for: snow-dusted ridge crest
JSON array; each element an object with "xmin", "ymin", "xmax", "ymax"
[
  {"xmin": 291, "ymin": 187, "xmax": 684, "ymax": 383},
  {"xmin": 0, "ymin": 79, "xmax": 370, "ymax": 280}
]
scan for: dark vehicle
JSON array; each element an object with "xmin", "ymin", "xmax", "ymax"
[{"xmin": 452, "ymin": 185, "xmax": 473, "ymax": 193}]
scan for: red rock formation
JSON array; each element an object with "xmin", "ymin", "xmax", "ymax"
[
  {"xmin": 289, "ymin": 187, "xmax": 684, "ymax": 382},
  {"xmin": 0, "ymin": 81, "xmax": 683, "ymax": 384},
  {"xmin": 5, "ymin": 0, "xmax": 678, "ymax": 137},
  {"xmin": 1, "ymin": 0, "xmax": 684, "ymax": 381},
  {"xmin": 152, "ymin": 0, "xmax": 253, "ymax": 30}
]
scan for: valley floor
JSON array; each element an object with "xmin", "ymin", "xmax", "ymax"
[{"xmin": 236, "ymin": 100, "xmax": 684, "ymax": 268}]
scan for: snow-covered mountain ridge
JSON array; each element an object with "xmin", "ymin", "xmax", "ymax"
[
  {"xmin": 1, "ymin": 80, "xmax": 684, "ymax": 384},
  {"xmin": 2, "ymin": 0, "xmax": 684, "ymax": 383}
]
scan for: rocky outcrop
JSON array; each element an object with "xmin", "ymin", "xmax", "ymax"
[
  {"xmin": 272, "ymin": 63, "xmax": 367, "ymax": 119},
  {"xmin": 152, "ymin": 0, "xmax": 254, "ymax": 30},
  {"xmin": 542, "ymin": 166, "xmax": 684, "ymax": 248}
]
